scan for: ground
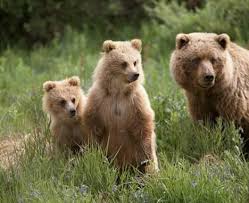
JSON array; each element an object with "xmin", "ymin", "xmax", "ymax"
[{"xmin": 0, "ymin": 29, "xmax": 249, "ymax": 202}]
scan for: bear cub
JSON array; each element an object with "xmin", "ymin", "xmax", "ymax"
[
  {"xmin": 84, "ymin": 39, "xmax": 159, "ymax": 172},
  {"xmin": 42, "ymin": 76, "xmax": 87, "ymax": 152}
]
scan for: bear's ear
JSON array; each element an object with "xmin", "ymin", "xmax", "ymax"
[
  {"xmin": 103, "ymin": 40, "xmax": 116, "ymax": 53},
  {"xmin": 216, "ymin": 33, "xmax": 230, "ymax": 49},
  {"xmin": 131, "ymin": 39, "xmax": 142, "ymax": 52},
  {"xmin": 43, "ymin": 81, "xmax": 56, "ymax": 92},
  {"xmin": 68, "ymin": 76, "xmax": 80, "ymax": 86},
  {"xmin": 176, "ymin": 33, "xmax": 189, "ymax": 49}
]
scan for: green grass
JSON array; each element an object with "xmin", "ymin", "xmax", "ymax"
[{"xmin": 1, "ymin": 25, "xmax": 249, "ymax": 202}]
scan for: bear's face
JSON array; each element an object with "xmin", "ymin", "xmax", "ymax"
[
  {"xmin": 43, "ymin": 76, "xmax": 82, "ymax": 120},
  {"xmin": 170, "ymin": 33, "xmax": 233, "ymax": 91},
  {"xmin": 98, "ymin": 39, "xmax": 144, "ymax": 85}
]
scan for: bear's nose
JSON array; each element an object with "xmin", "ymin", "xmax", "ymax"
[
  {"xmin": 128, "ymin": 72, "xmax": 140, "ymax": 83},
  {"xmin": 204, "ymin": 75, "xmax": 214, "ymax": 82},
  {"xmin": 70, "ymin": 109, "xmax": 76, "ymax": 117},
  {"xmin": 133, "ymin": 73, "xmax": 139, "ymax": 81}
]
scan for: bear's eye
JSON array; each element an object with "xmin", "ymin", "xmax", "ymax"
[
  {"xmin": 210, "ymin": 57, "xmax": 217, "ymax": 64},
  {"xmin": 133, "ymin": 60, "xmax": 137, "ymax": 66},
  {"xmin": 71, "ymin": 98, "xmax": 75, "ymax": 104},
  {"xmin": 191, "ymin": 57, "xmax": 200, "ymax": 64},
  {"xmin": 121, "ymin": 62, "xmax": 128, "ymax": 69},
  {"xmin": 59, "ymin": 99, "xmax": 66, "ymax": 106}
]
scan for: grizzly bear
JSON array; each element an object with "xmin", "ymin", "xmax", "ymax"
[
  {"xmin": 84, "ymin": 39, "xmax": 158, "ymax": 172},
  {"xmin": 42, "ymin": 76, "xmax": 87, "ymax": 152},
  {"xmin": 170, "ymin": 32, "xmax": 249, "ymax": 150}
]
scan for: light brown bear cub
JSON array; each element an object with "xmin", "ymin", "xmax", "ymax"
[
  {"xmin": 170, "ymin": 32, "xmax": 249, "ymax": 150},
  {"xmin": 42, "ymin": 76, "xmax": 87, "ymax": 152},
  {"xmin": 84, "ymin": 39, "xmax": 158, "ymax": 172}
]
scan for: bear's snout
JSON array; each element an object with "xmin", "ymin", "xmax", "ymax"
[
  {"xmin": 69, "ymin": 109, "xmax": 76, "ymax": 117},
  {"xmin": 127, "ymin": 72, "xmax": 139, "ymax": 83},
  {"xmin": 197, "ymin": 60, "xmax": 216, "ymax": 89},
  {"xmin": 198, "ymin": 73, "xmax": 215, "ymax": 89},
  {"xmin": 204, "ymin": 74, "xmax": 214, "ymax": 82}
]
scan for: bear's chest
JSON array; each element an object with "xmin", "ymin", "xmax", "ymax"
[
  {"xmin": 99, "ymin": 96, "xmax": 136, "ymax": 128},
  {"xmin": 59, "ymin": 122, "xmax": 81, "ymax": 137}
]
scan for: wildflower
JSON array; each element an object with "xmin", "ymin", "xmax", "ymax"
[
  {"xmin": 191, "ymin": 181, "xmax": 197, "ymax": 188},
  {"xmin": 79, "ymin": 184, "xmax": 89, "ymax": 195}
]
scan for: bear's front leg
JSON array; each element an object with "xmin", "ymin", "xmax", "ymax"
[
  {"xmin": 137, "ymin": 131, "xmax": 159, "ymax": 174},
  {"xmin": 84, "ymin": 110, "xmax": 105, "ymax": 145}
]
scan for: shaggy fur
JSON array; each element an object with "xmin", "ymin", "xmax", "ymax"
[
  {"xmin": 170, "ymin": 32, "xmax": 249, "ymax": 144},
  {"xmin": 42, "ymin": 76, "xmax": 87, "ymax": 152},
  {"xmin": 84, "ymin": 39, "xmax": 158, "ymax": 172}
]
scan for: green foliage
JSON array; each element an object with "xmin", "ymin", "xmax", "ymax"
[
  {"xmin": 142, "ymin": 154, "xmax": 249, "ymax": 203},
  {"xmin": 144, "ymin": 0, "xmax": 249, "ymax": 56},
  {"xmin": 1, "ymin": 0, "xmax": 249, "ymax": 49},
  {"xmin": 0, "ymin": 0, "xmax": 150, "ymax": 48}
]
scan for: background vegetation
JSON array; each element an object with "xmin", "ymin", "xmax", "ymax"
[{"xmin": 1, "ymin": 0, "xmax": 249, "ymax": 202}]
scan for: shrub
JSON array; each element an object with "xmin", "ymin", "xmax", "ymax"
[
  {"xmin": 143, "ymin": 0, "xmax": 249, "ymax": 57},
  {"xmin": 0, "ymin": 0, "xmax": 151, "ymax": 48}
]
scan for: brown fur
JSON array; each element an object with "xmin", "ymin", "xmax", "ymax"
[
  {"xmin": 170, "ymin": 32, "xmax": 249, "ymax": 143},
  {"xmin": 84, "ymin": 39, "xmax": 158, "ymax": 172},
  {"xmin": 42, "ymin": 76, "xmax": 87, "ymax": 152}
]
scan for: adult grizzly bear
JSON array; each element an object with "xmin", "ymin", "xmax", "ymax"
[
  {"xmin": 84, "ymin": 39, "xmax": 158, "ymax": 173},
  {"xmin": 170, "ymin": 32, "xmax": 249, "ymax": 150}
]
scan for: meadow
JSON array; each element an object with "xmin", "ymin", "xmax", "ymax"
[{"xmin": 1, "ymin": 0, "xmax": 249, "ymax": 202}]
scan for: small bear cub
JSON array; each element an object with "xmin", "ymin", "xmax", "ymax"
[{"xmin": 42, "ymin": 76, "xmax": 86, "ymax": 152}]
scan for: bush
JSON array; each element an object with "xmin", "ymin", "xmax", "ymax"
[
  {"xmin": 198, "ymin": 0, "xmax": 249, "ymax": 42},
  {"xmin": 0, "ymin": 0, "xmax": 151, "ymax": 48},
  {"xmin": 143, "ymin": 0, "xmax": 249, "ymax": 57}
]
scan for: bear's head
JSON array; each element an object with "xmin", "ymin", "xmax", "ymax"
[
  {"xmin": 42, "ymin": 76, "xmax": 84, "ymax": 120},
  {"xmin": 94, "ymin": 39, "xmax": 144, "ymax": 89},
  {"xmin": 170, "ymin": 33, "xmax": 234, "ymax": 92}
]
